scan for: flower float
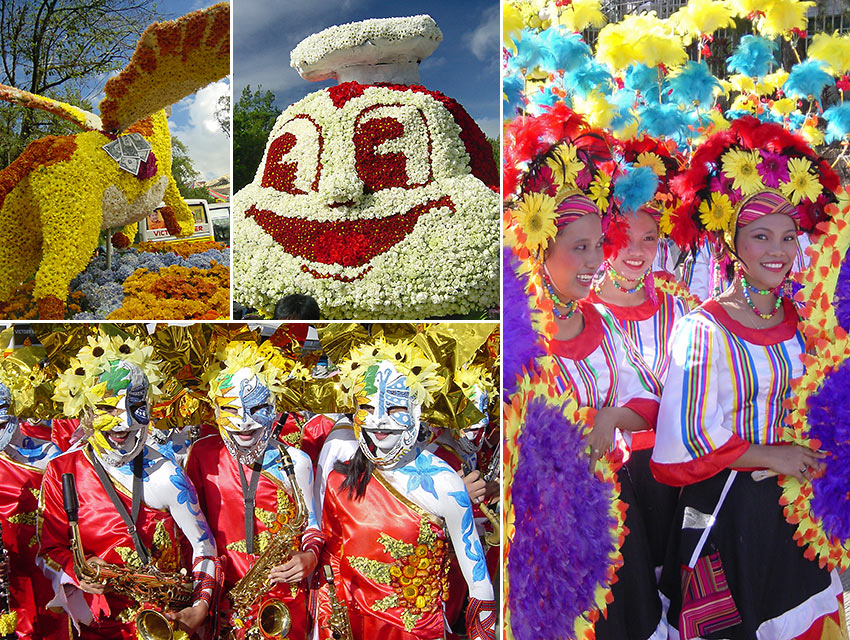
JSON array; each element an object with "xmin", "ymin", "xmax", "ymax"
[
  {"xmin": 0, "ymin": 3, "xmax": 229, "ymax": 319},
  {"xmin": 234, "ymin": 15, "xmax": 499, "ymax": 319}
]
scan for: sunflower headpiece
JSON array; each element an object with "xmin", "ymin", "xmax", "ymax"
[
  {"xmin": 337, "ymin": 337, "xmax": 444, "ymax": 409},
  {"xmin": 504, "ymin": 105, "xmax": 623, "ymax": 259},
  {"xmin": 53, "ymin": 333, "xmax": 164, "ymax": 420},
  {"xmin": 670, "ymin": 116, "xmax": 839, "ymax": 251}
]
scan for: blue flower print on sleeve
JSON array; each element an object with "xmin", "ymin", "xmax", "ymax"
[
  {"xmin": 449, "ymin": 489, "xmax": 488, "ymax": 583},
  {"xmin": 398, "ymin": 454, "xmax": 448, "ymax": 501},
  {"xmin": 170, "ymin": 469, "xmax": 201, "ymax": 517}
]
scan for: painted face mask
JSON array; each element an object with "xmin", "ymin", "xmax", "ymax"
[
  {"xmin": 354, "ymin": 361, "xmax": 421, "ymax": 468},
  {"xmin": 455, "ymin": 383, "xmax": 489, "ymax": 458},
  {"xmin": 214, "ymin": 367, "xmax": 278, "ymax": 465},
  {"xmin": 89, "ymin": 360, "xmax": 150, "ymax": 467},
  {"xmin": 0, "ymin": 382, "xmax": 19, "ymax": 452}
]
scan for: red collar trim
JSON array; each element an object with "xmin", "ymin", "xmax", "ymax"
[
  {"xmin": 701, "ymin": 298, "xmax": 798, "ymax": 345},
  {"xmin": 586, "ymin": 288, "xmax": 660, "ymax": 321},
  {"xmin": 549, "ymin": 300, "xmax": 605, "ymax": 359}
]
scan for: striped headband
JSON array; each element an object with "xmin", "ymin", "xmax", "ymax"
[
  {"xmin": 555, "ymin": 194, "xmax": 599, "ymax": 228},
  {"xmin": 737, "ymin": 191, "xmax": 798, "ymax": 227}
]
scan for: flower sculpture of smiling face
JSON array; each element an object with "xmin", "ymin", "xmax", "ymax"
[
  {"xmin": 88, "ymin": 360, "xmax": 150, "ymax": 467},
  {"xmin": 234, "ymin": 82, "xmax": 499, "ymax": 319},
  {"xmin": 354, "ymin": 360, "xmax": 422, "ymax": 469},
  {"xmin": 213, "ymin": 366, "xmax": 279, "ymax": 466}
]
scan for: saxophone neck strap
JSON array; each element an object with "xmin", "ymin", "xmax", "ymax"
[
  {"xmin": 237, "ymin": 459, "xmax": 263, "ymax": 555},
  {"xmin": 89, "ymin": 447, "xmax": 150, "ymax": 565}
]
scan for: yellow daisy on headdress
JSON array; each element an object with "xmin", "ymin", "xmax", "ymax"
[
  {"xmin": 546, "ymin": 143, "xmax": 585, "ymax": 189},
  {"xmin": 698, "ymin": 193, "xmax": 734, "ymax": 231},
  {"xmin": 781, "ymin": 157, "xmax": 821, "ymax": 204},
  {"xmin": 635, "ymin": 151, "xmax": 666, "ymax": 177},
  {"xmin": 722, "ymin": 149, "xmax": 764, "ymax": 196},
  {"xmin": 588, "ymin": 172, "xmax": 611, "ymax": 212},
  {"xmin": 512, "ymin": 192, "xmax": 558, "ymax": 257}
]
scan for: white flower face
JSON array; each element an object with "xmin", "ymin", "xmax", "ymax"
[{"xmin": 233, "ymin": 84, "xmax": 499, "ymax": 318}]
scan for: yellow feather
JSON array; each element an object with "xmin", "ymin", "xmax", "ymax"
[{"xmin": 669, "ymin": 0, "xmax": 736, "ymax": 44}]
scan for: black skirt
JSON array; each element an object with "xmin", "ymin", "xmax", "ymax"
[
  {"xmin": 595, "ymin": 464, "xmax": 664, "ymax": 640},
  {"xmin": 660, "ymin": 469, "xmax": 839, "ymax": 639}
]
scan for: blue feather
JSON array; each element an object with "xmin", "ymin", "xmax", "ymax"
[
  {"xmin": 564, "ymin": 59, "xmax": 613, "ymax": 98},
  {"xmin": 609, "ymin": 89, "xmax": 638, "ymax": 130},
  {"xmin": 510, "ymin": 29, "xmax": 547, "ymax": 72},
  {"xmin": 624, "ymin": 63, "xmax": 658, "ymax": 92},
  {"xmin": 784, "ymin": 59, "xmax": 835, "ymax": 100},
  {"xmin": 823, "ymin": 103, "xmax": 850, "ymax": 142},
  {"xmin": 668, "ymin": 61, "xmax": 721, "ymax": 107},
  {"xmin": 528, "ymin": 86, "xmax": 564, "ymax": 116},
  {"xmin": 637, "ymin": 103, "xmax": 690, "ymax": 146},
  {"xmin": 539, "ymin": 28, "xmax": 592, "ymax": 74},
  {"xmin": 503, "ymin": 73, "xmax": 526, "ymax": 113},
  {"xmin": 613, "ymin": 165, "xmax": 659, "ymax": 214},
  {"xmin": 727, "ymin": 35, "xmax": 777, "ymax": 78}
]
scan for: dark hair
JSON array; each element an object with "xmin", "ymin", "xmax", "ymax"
[
  {"xmin": 334, "ymin": 448, "xmax": 373, "ymax": 499},
  {"xmin": 273, "ymin": 294, "xmax": 320, "ymax": 320}
]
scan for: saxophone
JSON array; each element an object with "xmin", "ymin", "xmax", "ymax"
[
  {"xmin": 226, "ymin": 446, "xmax": 307, "ymax": 640},
  {"xmin": 322, "ymin": 565, "xmax": 353, "ymax": 640},
  {"xmin": 61, "ymin": 473, "xmax": 193, "ymax": 640}
]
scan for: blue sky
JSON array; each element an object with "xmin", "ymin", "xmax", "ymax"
[{"xmin": 233, "ymin": 0, "xmax": 500, "ymax": 140}]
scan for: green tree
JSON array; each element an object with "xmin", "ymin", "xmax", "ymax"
[
  {"xmin": 234, "ymin": 85, "xmax": 278, "ymax": 191},
  {"xmin": 171, "ymin": 136, "xmax": 212, "ymax": 200},
  {"xmin": 0, "ymin": 0, "xmax": 159, "ymax": 167},
  {"xmin": 215, "ymin": 93, "xmax": 230, "ymax": 138}
]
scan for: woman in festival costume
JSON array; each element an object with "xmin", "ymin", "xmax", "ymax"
[
  {"xmin": 0, "ymin": 365, "xmax": 67, "ymax": 639},
  {"xmin": 503, "ymin": 106, "xmax": 665, "ymax": 640},
  {"xmin": 650, "ymin": 116, "xmax": 846, "ymax": 640},
  {"xmin": 37, "ymin": 336, "xmax": 221, "ymax": 640},
  {"xmin": 186, "ymin": 339, "xmax": 322, "ymax": 640},
  {"xmin": 585, "ymin": 135, "xmax": 698, "ymax": 572},
  {"xmin": 316, "ymin": 337, "xmax": 495, "ymax": 640}
]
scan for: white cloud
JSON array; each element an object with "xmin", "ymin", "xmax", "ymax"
[
  {"xmin": 475, "ymin": 116, "xmax": 499, "ymax": 140},
  {"xmin": 466, "ymin": 5, "xmax": 499, "ymax": 62},
  {"xmin": 169, "ymin": 79, "xmax": 230, "ymax": 181}
]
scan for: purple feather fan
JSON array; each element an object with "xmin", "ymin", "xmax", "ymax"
[
  {"xmin": 503, "ymin": 248, "xmax": 545, "ymax": 401},
  {"xmin": 508, "ymin": 396, "xmax": 617, "ymax": 640},
  {"xmin": 834, "ymin": 256, "xmax": 850, "ymax": 332},
  {"xmin": 805, "ymin": 359, "xmax": 850, "ymax": 542}
]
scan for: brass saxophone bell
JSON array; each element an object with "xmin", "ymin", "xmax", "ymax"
[
  {"xmin": 258, "ymin": 599, "xmax": 291, "ymax": 638},
  {"xmin": 136, "ymin": 609, "xmax": 175, "ymax": 640}
]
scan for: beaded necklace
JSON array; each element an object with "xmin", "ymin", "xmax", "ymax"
[
  {"xmin": 605, "ymin": 261, "xmax": 646, "ymax": 295},
  {"xmin": 740, "ymin": 273, "xmax": 782, "ymax": 320},
  {"xmin": 543, "ymin": 268, "xmax": 577, "ymax": 319}
]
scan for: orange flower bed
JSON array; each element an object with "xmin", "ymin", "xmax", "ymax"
[
  {"xmin": 0, "ymin": 282, "xmax": 84, "ymax": 319},
  {"xmin": 136, "ymin": 240, "xmax": 226, "ymax": 258},
  {"xmin": 107, "ymin": 262, "xmax": 229, "ymax": 320}
]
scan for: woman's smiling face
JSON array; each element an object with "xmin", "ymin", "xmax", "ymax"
[{"xmin": 544, "ymin": 213, "xmax": 604, "ymax": 301}]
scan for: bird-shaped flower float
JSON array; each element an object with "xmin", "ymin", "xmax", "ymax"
[{"xmin": 0, "ymin": 2, "xmax": 230, "ymax": 319}]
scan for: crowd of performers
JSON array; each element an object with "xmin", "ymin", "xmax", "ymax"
[
  {"xmin": 504, "ymin": 104, "xmax": 850, "ymax": 640},
  {"xmin": 0, "ymin": 323, "xmax": 499, "ymax": 640}
]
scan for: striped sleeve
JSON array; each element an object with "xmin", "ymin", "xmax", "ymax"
[
  {"xmin": 599, "ymin": 306, "xmax": 661, "ymax": 428},
  {"xmin": 651, "ymin": 312, "xmax": 748, "ymax": 486}
]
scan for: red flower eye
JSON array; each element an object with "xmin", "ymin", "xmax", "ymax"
[
  {"xmin": 261, "ymin": 114, "xmax": 323, "ymax": 194},
  {"xmin": 353, "ymin": 104, "xmax": 433, "ymax": 193}
]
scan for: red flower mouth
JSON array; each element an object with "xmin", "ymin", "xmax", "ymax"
[{"xmin": 245, "ymin": 195, "xmax": 456, "ymax": 272}]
